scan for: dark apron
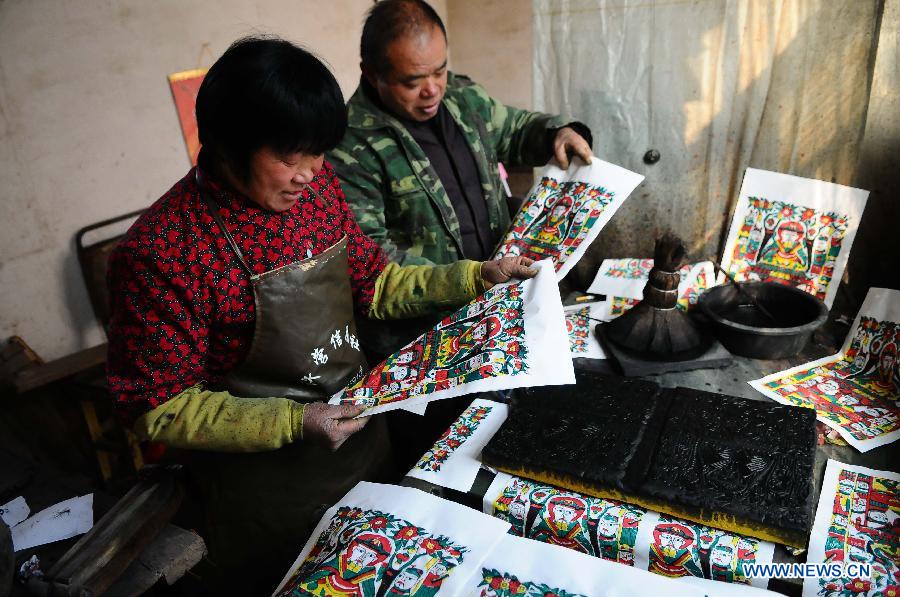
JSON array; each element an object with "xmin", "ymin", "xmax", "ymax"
[{"xmin": 191, "ymin": 183, "xmax": 395, "ymax": 594}]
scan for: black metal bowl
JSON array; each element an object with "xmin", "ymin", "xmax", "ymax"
[{"xmin": 699, "ymin": 282, "xmax": 828, "ymax": 359}]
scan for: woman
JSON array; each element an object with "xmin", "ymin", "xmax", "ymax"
[{"xmin": 106, "ymin": 36, "xmax": 535, "ymax": 592}]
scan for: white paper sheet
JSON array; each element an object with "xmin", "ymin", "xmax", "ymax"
[
  {"xmin": 633, "ymin": 511, "xmax": 776, "ymax": 590},
  {"xmin": 586, "ymin": 259, "xmax": 715, "ymax": 319},
  {"xmin": 272, "ymin": 482, "xmax": 510, "ymax": 597},
  {"xmin": 406, "ymin": 399, "xmax": 509, "ymax": 493},
  {"xmin": 0, "ymin": 496, "xmax": 29, "ymax": 528},
  {"xmin": 330, "ymin": 260, "xmax": 575, "ymax": 416},
  {"xmin": 750, "ymin": 287, "xmax": 900, "ymax": 452},
  {"xmin": 11, "ymin": 494, "xmax": 93, "ymax": 552},
  {"xmin": 564, "ymin": 301, "xmax": 606, "ymax": 359},
  {"xmin": 804, "ymin": 460, "xmax": 900, "ymax": 597},
  {"xmin": 484, "ymin": 472, "xmax": 776, "ymax": 589},
  {"xmin": 718, "ymin": 168, "xmax": 868, "ymax": 308},
  {"xmin": 493, "ymin": 159, "xmax": 644, "ymax": 280},
  {"xmin": 470, "ymin": 533, "xmax": 775, "ymax": 596}
]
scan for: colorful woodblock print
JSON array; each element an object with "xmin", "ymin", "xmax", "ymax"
[
  {"xmin": 167, "ymin": 69, "xmax": 206, "ymax": 166},
  {"xmin": 414, "ymin": 403, "xmax": 493, "ymax": 472},
  {"xmin": 644, "ymin": 515, "xmax": 767, "ymax": 585},
  {"xmin": 477, "ymin": 568, "xmax": 587, "ymax": 597},
  {"xmin": 495, "ymin": 177, "xmax": 615, "ymax": 271},
  {"xmin": 589, "ymin": 260, "xmax": 714, "ymax": 319},
  {"xmin": 726, "ymin": 197, "xmax": 848, "ymax": 301},
  {"xmin": 757, "ymin": 315, "xmax": 900, "ymax": 450},
  {"xmin": 565, "ymin": 306, "xmax": 592, "ymax": 353},
  {"xmin": 608, "ymin": 297, "xmax": 641, "ymax": 318},
  {"xmin": 277, "ymin": 506, "xmax": 466, "ymax": 596},
  {"xmin": 490, "ymin": 476, "xmax": 644, "ymax": 566},
  {"xmin": 805, "ymin": 461, "xmax": 900, "ymax": 597},
  {"xmin": 604, "ymin": 258, "xmax": 655, "ymax": 280},
  {"xmin": 333, "ymin": 283, "xmax": 528, "ymax": 409}
]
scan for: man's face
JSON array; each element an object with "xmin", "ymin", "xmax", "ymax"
[
  {"xmin": 597, "ymin": 514, "xmax": 619, "ymax": 537},
  {"xmin": 554, "ymin": 503, "xmax": 577, "ymax": 524},
  {"xmin": 347, "ymin": 544, "xmax": 378, "ymax": 572},
  {"xmin": 369, "ymin": 25, "xmax": 448, "ymax": 122},
  {"xmin": 395, "ymin": 570, "xmax": 418, "ymax": 590},
  {"xmin": 659, "ymin": 532, "xmax": 685, "ymax": 550},
  {"xmin": 817, "ymin": 380, "xmax": 840, "ymax": 394},
  {"xmin": 711, "ymin": 545, "xmax": 734, "ymax": 566}
]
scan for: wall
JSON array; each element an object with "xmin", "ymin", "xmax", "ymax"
[
  {"xmin": 446, "ymin": 0, "xmax": 533, "ymax": 110},
  {"xmin": 0, "ymin": 0, "xmax": 447, "ymax": 361}
]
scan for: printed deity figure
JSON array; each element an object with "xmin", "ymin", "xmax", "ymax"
[
  {"xmin": 758, "ymin": 220, "xmax": 810, "ymax": 275},
  {"xmin": 649, "ymin": 522, "xmax": 704, "ymax": 578}
]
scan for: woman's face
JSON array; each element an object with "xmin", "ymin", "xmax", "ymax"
[{"xmin": 233, "ymin": 148, "xmax": 324, "ymax": 212}]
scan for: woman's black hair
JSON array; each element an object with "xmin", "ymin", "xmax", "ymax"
[{"xmin": 196, "ymin": 36, "xmax": 347, "ymax": 183}]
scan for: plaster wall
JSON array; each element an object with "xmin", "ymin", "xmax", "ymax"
[
  {"xmin": 446, "ymin": 0, "xmax": 533, "ymax": 110},
  {"xmin": 0, "ymin": 0, "xmax": 447, "ymax": 361}
]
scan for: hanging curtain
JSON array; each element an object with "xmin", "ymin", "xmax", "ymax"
[{"xmin": 533, "ymin": 0, "xmax": 882, "ymax": 294}]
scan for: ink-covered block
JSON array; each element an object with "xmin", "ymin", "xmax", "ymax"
[{"xmin": 481, "ymin": 373, "xmax": 818, "ymax": 547}]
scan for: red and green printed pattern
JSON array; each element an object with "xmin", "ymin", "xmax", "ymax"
[
  {"xmin": 646, "ymin": 515, "xmax": 764, "ymax": 584},
  {"xmin": 495, "ymin": 178, "xmax": 615, "ymax": 272},
  {"xmin": 415, "ymin": 404, "xmax": 494, "ymax": 472},
  {"xmin": 728, "ymin": 197, "xmax": 849, "ymax": 300},
  {"xmin": 477, "ymin": 568, "xmax": 587, "ymax": 597},
  {"xmin": 815, "ymin": 469, "xmax": 899, "ymax": 596},
  {"xmin": 565, "ymin": 307, "xmax": 592, "ymax": 353},
  {"xmin": 491, "ymin": 476, "xmax": 643, "ymax": 566},
  {"xmin": 278, "ymin": 506, "xmax": 467, "ymax": 596},
  {"xmin": 335, "ymin": 284, "xmax": 528, "ymax": 408},
  {"xmin": 763, "ymin": 316, "xmax": 900, "ymax": 442}
]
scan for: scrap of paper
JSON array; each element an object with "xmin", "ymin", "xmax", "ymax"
[
  {"xmin": 406, "ymin": 399, "xmax": 509, "ymax": 493},
  {"xmin": 11, "ymin": 494, "xmax": 93, "ymax": 552},
  {"xmin": 804, "ymin": 460, "xmax": 899, "ymax": 597},
  {"xmin": 330, "ymin": 260, "xmax": 574, "ymax": 416},
  {"xmin": 0, "ymin": 496, "xmax": 29, "ymax": 528},
  {"xmin": 272, "ymin": 482, "xmax": 510, "ymax": 597},
  {"xmin": 471, "ymin": 533, "xmax": 774, "ymax": 597},
  {"xmin": 167, "ymin": 69, "xmax": 206, "ymax": 166},
  {"xmin": 483, "ymin": 473, "xmax": 776, "ymax": 588},
  {"xmin": 564, "ymin": 301, "xmax": 606, "ymax": 359},
  {"xmin": 718, "ymin": 168, "xmax": 868, "ymax": 308},
  {"xmin": 586, "ymin": 259, "xmax": 715, "ymax": 319},
  {"xmin": 750, "ymin": 287, "xmax": 900, "ymax": 452},
  {"xmin": 634, "ymin": 511, "xmax": 776, "ymax": 590},
  {"xmin": 493, "ymin": 159, "xmax": 644, "ymax": 280}
]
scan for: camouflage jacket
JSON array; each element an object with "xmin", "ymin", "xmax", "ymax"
[{"xmin": 329, "ymin": 73, "xmax": 564, "ymax": 266}]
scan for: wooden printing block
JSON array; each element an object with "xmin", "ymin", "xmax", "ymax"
[{"xmin": 482, "ymin": 375, "xmax": 817, "ymax": 547}]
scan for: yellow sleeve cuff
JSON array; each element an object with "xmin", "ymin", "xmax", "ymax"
[
  {"xmin": 369, "ymin": 259, "xmax": 484, "ymax": 320},
  {"xmin": 133, "ymin": 384, "xmax": 307, "ymax": 452}
]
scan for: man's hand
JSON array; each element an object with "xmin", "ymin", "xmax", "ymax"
[
  {"xmin": 480, "ymin": 256, "xmax": 539, "ymax": 289},
  {"xmin": 552, "ymin": 127, "xmax": 593, "ymax": 169},
  {"xmin": 302, "ymin": 402, "xmax": 370, "ymax": 451}
]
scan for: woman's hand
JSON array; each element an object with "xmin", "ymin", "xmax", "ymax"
[
  {"xmin": 302, "ymin": 402, "xmax": 369, "ymax": 451},
  {"xmin": 480, "ymin": 256, "xmax": 539, "ymax": 290}
]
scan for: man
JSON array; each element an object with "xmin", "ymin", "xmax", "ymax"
[{"xmin": 330, "ymin": 0, "xmax": 594, "ymax": 355}]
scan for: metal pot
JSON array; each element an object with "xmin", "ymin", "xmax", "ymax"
[{"xmin": 699, "ymin": 282, "xmax": 828, "ymax": 359}]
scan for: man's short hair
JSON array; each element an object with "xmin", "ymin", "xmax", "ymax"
[
  {"xmin": 196, "ymin": 36, "xmax": 347, "ymax": 183},
  {"xmin": 360, "ymin": 0, "xmax": 447, "ymax": 76}
]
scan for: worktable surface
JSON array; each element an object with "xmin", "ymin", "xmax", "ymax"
[{"xmin": 403, "ymin": 331, "xmax": 899, "ymax": 597}]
